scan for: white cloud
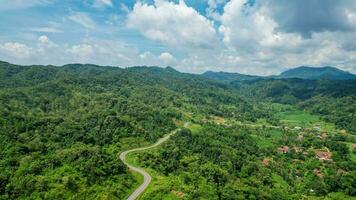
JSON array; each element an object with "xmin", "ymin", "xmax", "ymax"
[
  {"xmin": 93, "ymin": 0, "xmax": 113, "ymax": 9},
  {"xmin": 219, "ymin": 0, "xmax": 302, "ymax": 53},
  {"xmin": 120, "ymin": 3, "xmax": 130, "ymax": 13},
  {"xmin": 29, "ymin": 27, "xmax": 62, "ymax": 33},
  {"xmin": 68, "ymin": 12, "xmax": 96, "ymax": 29},
  {"xmin": 206, "ymin": 0, "xmax": 226, "ymax": 21},
  {"xmin": 38, "ymin": 35, "xmax": 50, "ymax": 43},
  {"xmin": 37, "ymin": 35, "xmax": 57, "ymax": 48},
  {"xmin": 0, "ymin": 37, "xmax": 138, "ymax": 67},
  {"xmin": 0, "ymin": 42, "xmax": 32, "ymax": 59},
  {"xmin": 0, "ymin": 0, "xmax": 50, "ymax": 10},
  {"xmin": 139, "ymin": 51, "xmax": 154, "ymax": 60},
  {"xmin": 207, "ymin": 0, "xmax": 356, "ymax": 75},
  {"xmin": 346, "ymin": 9, "xmax": 356, "ymax": 25},
  {"xmin": 127, "ymin": 0, "xmax": 217, "ymax": 48},
  {"xmin": 137, "ymin": 51, "xmax": 177, "ymax": 66},
  {"xmin": 159, "ymin": 52, "xmax": 177, "ymax": 65},
  {"xmin": 66, "ymin": 44, "xmax": 94, "ymax": 58}
]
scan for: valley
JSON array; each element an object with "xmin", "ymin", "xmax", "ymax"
[{"xmin": 0, "ymin": 61, "xmax": 355, "ymax": 199}]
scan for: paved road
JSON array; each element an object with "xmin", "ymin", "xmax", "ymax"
[{"xmin": 120, "ymin": 123, "xmax": 189, "ymax": 200}]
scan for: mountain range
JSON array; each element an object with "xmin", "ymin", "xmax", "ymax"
[
  {"xmin": 202, "ymin": 66, "xmax": 356, "ymax": 82},
  {"xmin": 1, "ymin": 60, "xmax": 354, "ymax": 81}
]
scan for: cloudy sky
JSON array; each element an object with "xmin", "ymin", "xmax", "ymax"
[{"xmin": 1, "ymin": 0, "xmax": 356, "ymax": 75}]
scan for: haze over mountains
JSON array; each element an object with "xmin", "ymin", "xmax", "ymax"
[
  {"xmin": 203, "ymin": 66, "xmax": 356, "ymax": 82},
  {"xmin": 278, "ymin": 66, "xmax": 356, "ymax": 80}
]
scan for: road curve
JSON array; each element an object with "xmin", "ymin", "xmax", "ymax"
[{"xmin": 120, "ymin": 123, "xmax": 189, "ymax": 200}]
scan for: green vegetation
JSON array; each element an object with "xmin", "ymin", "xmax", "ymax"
[
  {"xmin": 0, "ymin": 61, "xmax": 267, "ymax": 199},
  {"xmin": 233, "ymin": 78, "xmax": 356, "ymax": 133},
  {"xmin": 136, "ymin": 124, "xmax": 355, "ymax": 199},
  {"xmin": 0, "ymin": 61, "xmax": 355, "ymax": 199}
]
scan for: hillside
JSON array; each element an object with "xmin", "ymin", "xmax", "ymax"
[
  {"xmin": 0, "ymin": 61, "xmax": 355, "ymax": 199},
  {"xmin": 0, "ymin": 61, "xmax": 267, "ymax": 199},
  {"xmin": 202, "ymin": 71, "xmax": 261, "ymax": 82},
  {"xmin": 278, "ymin": 66, "xmax": 356, "ymax": 80},
  {"xmin": 201, "ymin": 66, "xmax": 356, "ymax": 82},
  {"xmin": 231, "ymin": 78, "xmax": 356, "ymax": 132}
]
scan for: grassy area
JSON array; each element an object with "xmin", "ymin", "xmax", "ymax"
[
  {"xmin": 187, "ymin": 123, "xmax": 203, "ymax": 134},
  {"xmin": 276, "ymin": 110, "xmax": 336, "ymax": 132},
  {"xmin": 277, "ymin": 110, "xmax": 320, "ymax": 125}
]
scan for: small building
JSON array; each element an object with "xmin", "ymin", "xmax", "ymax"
[
  {"xmin": 262, "ymin": 158, "xmax": 271, "ymax": 166},
  {"xmin": 293, "ymin": 146, "xmax": 303, "ymax": 153},
  {"xmin": 315, "ymin": 150, "xmax": 332, "ymax": 161},
  {"xmin": 314, "ymin": 126, "xmax": 322, "ymax": 131},
  {"xmin": 297, "ymin": 134, "xmax": 304, "ymax": 141},
  {"xmin": 314, "ymin": 169, "xmax": 323, "ymax": 178},
  {"xmin": 278, "ymin": 146, "xmax": 290, "ymax": 154},
  {"xmin": 294, "ymin": 126, "xmax": 302, "ymax": 130}
]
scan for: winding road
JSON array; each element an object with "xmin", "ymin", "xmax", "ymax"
[{"xmin": 120, "ymin": 123, "xmax": 189, "ymax": 200}]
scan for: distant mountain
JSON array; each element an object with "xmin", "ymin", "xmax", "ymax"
[
  {"xmin": 278, "ymin": 66, "xmax": 356, "ymax": 80},
  {"xmin": 202, "ymin": 71, "xmax": 262, "ymax": 82}
]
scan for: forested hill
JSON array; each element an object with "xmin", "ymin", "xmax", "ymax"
[
  {"xmin": 202, "ymin": 71, "xmax": 261, "ymax": 82},
  {"xmin": 278, "ymin": 66, "xmax": 356, "ymax": 80},
  {"xmin": 231, "ymin": 78, "xmax": 356, "ymax": 133},
  {"xmin": 1, "ymin": 61, "xmax": 355, "ymax": 199},
  {"xmin": 202, "ymin": 66, "xmax": 356, "ymax": 81},
  {"xmin": 201, "ymin": 66, "xmax": 356, "ymax": 133},
  {"xmin": 0, "ymin": 61, "xmax": 267, "ymax": 199},
  {"xmin": 0, "ymin": 61, "xmax": 270, "ymax": 145}
]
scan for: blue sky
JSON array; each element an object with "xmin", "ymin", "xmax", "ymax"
[{"xmin": 0, "ymin": 0, "xmax": 356, "ymax": 75}]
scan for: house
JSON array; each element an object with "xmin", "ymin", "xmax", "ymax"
[
  {"xmin": 337, "ymin": 169, "xmax": 346, "ymax": 175},
  {"xmin": 314, "ymin": 169, "xmax": 323, "ymax": 178},
  {"xmin": 294, "ymin": 126, "xmax": 302, "ymax": 130},
  {"xmin": 278, "ymin": 146, "xmax": 290, "ymax": 154},
  {"xmin": 172, "ymin": 190, "xmax": 186, "ymax": 198},
  {"xmin": 262, "ymin": 158, "xmax": 271, "ymax": 166},
  {"xmin": 293, "ymin": 146, "xmax": 303, "ymax": 153},
  {"xmin": 297, "ymin": 134, "xmax": 304, "ymax": 141},
  {"xmin": 315, "ymin": 150, "xmax": 332, "ymax": 161},
  {"xmin": 314, "ymin": 126, "xmax": 322, "ymax": 131}
]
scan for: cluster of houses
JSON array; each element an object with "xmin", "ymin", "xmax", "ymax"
[{"xmin": 276, "ymin": 145, "xmax": 333, "ymax": 161}]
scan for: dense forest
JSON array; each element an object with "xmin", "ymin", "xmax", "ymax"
[
  {"xmin": 137, "ymin": 125, "xmax": 355, "ymax": 199},
  {"xmin": 0, "ymin": 61, "xmax": 355, "ymax": 199},
  {"xmin": 0, "ymin": 61, "xmax": 267, "ymax": 199}
]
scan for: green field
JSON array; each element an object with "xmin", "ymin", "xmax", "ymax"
[
  {"xmin": 277, "ymin": 110, "xmax": 319, "ymax": 124},
  {"xmin": 276, "ymin": 110, "xmax": 336, "ymax": 132}
]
